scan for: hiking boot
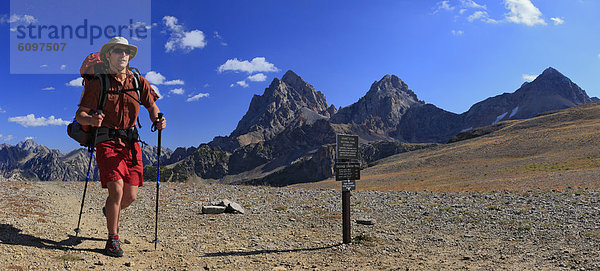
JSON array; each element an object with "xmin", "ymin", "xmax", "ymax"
[{"xmin": 105, "ymin": 237, "xmax": 123, "ymax": 257}]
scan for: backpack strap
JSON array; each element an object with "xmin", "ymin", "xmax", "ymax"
[
  {"xmin": 95, "ymin": 73, "xmax": 110, "ymax": 111},
  {"xmin": 129, "ymin": 69, "xmax": 143, "ymax": 128}
]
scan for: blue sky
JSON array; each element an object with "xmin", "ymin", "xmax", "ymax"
[{"xmin": 0, "ymin": 0, "xmax": 599, "ymax": 153}]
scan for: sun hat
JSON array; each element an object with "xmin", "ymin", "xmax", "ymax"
[{"xmin": 100, "ymin": 36, "xmax": 138, "ymax": 60}]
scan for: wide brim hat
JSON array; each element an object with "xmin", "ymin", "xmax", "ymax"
[{"xmin": 100, "ymin": 36, "xmax": 138, "ymax": 60}]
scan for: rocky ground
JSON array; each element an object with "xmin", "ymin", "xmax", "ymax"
[{"xmin": 1, "ymin": 181, "xmax": 600, "ymax": 270}]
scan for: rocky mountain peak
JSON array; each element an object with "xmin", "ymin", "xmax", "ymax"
[
  {"xmin": 518, "ymin": 67, "xmax": 590, "ymax": 103},
  {"xmin": 538, "ymin": 67, "xmax": 562, "ymax": 78},
  {"xmin": 527, "ymin": 67, "xmax": 575, "ymax": 88},
  {"xmin": 281, "ymin": 70, "xmax": 302, "ymax": 86},
  {"xmin": 330, "ymin": 74, "xmax": 422, "ymax": 137},
  {"xmin": 367, "ymin": 74, "xmax": 414, "ymax": 96},
  {"xmin": 16, "ymin": 139, "xmax": 39, "ymax": 153},
  {"xmin": 223, "ymin": 70, "xmax": 331, "ymax": 149}
]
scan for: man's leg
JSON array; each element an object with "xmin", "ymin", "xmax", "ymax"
[
  {"xmin": 106, "ymin": 179, "xmax": 124, "ymax": 235},
  {"xmin": 121, "ymin": 183, "xmax": 138, "ymax": 210}
]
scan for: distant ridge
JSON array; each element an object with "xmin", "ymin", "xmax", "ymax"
[{"xmin": 398, "ymin": 67, "xmax": 595, "ymax": 143}]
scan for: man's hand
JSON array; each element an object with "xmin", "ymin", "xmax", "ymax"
[
  {"xmin": 90, "ymin": 111, "xmax": 105, "ymax": 127},
  {"xmin": 154, "ymin": 115, "xmax": 166, "ymax": 130}
]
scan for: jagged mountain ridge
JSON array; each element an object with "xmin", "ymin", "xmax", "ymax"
[
  {"xmin": 0, "ymin": 139, "xmax": 172, "ymax": 181},
  {"xmin": 398, "ymin": 67, "xmax": 595, "ymax": 142},
  {"xmin": 161, "ymin": 67, "xmax": 595, "ymax": 186}
]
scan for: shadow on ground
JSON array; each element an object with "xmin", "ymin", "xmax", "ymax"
[
  {"xmin": 201, "ymin": 243, "xmax": 343, "ymax": 257},
  {"xmin": 0, "ymin": 223, "xmax": 105, "ymax": 254}
]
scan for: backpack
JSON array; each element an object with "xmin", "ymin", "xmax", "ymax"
[{"xmin": 67, "ymin": 52, "xmax": 142, "ymax": 149}]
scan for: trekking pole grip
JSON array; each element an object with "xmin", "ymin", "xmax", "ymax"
[{"xmin": 151, "ymin": 113, "xmax": 163, "ymax": 132}]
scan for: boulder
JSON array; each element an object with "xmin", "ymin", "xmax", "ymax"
[{"xmin": 212, "ymin": 199, "xmax": 245, "ymax": 214}]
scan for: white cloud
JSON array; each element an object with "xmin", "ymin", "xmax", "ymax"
[
  {"xmin": 522, "ymin": 74, "xmax": 538, "ymax": 82},
  {"xmin": 40, "ymin": 64, "xmax": 48, "ymax": 68},
  {"xmin": 461, "ymin": 0, "xmax": 486, "ymax": 9},
  {"xmin": 163, "ymin": 16, "xmax": 182, "ymax": 32},
  {"xmin": 130, "ymin": 21, "xmax": 153, "ymax": 31},
  {"xmin": 218, "ymin": 57, "xmax": 279, "ymax": 74},
  {"xmin": 504, "ymin": 0, "xmax": 547, "ymax": 26},
  {"xmin": 150, "ymin": 85, "xmax": 164, "ymax": 100},
  {"xmin": 247, "ymin": 73, "xmax": 267, "ymax": 82},
  {"xmin": 467, "ymin": 11, "xmax": 498, "ymax": 23},
  {"xmin": 0, "ymin": 106, "xmax": 5, "ymax": 113},
  {"xmin": 452, "ymin": 30, "xmax": 464, "ymax": 36},
  {"xmin": 0, "ymin": 134, "xmax": 15, "ymax": 142},
  {"xmin": 145, "ymin": 71, "xmax": 184, "ymax": 86},
  {"xmin": 145, "ymin": 71, "xmax": 166, "ymax": 85},
  {"xmin": 66, "ymin": 78, "xmax": 83, "ymax": 87},
  {"xmin": 433, "ymin": 1, "xmax": 455, "ymax": 14},
  {"xmin": 236, "ymin": 81, "xmax": 249, "ymax": 88},
  {"xmin": 597, "ymin": 53, "xmax": 600, "ymax": 59},
  {"xmin": 163, "ymin": 16, "xmax": 207, "ymax": 53},
  {"xmin": 60, "ymin": 65, "xmax": 67, "ymax": 70},
  {"xmin": 186, "ymin": 93, "xmax": 209, "ymax": 102},
  {"xmin": 180, "ymin": 30, "xmax": 206, "ymax": 49},
  {"xmin": 169, "ymin": 88, "xmax": 185, "ymax": 95},
  {"xmin": 164, "ymin": 80, "xmax": 184, "ymax": 85},
  {"xmin": 214, "ymin": 31, "xmax": 228, "ymax": 46},
  {"xmin": 8, "ymin": 114, "xmax": 70, "ymax": 127},
  {"xmin": 0, "ymin": 14, "xmax": 37, "ymax": 24},
  {"xmin": 25, "ymin": 136, "xmax": 34, "ymax": 140},
  {"xmin": 550, "ymin": 17, "xmax": 564, "ymax": 25},
  {"xmin": 42, "ymin": 87, "xmax": 55, "ymax": 91}
]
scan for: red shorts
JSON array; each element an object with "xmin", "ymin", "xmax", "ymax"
[{"xmin": 96, "ymin": 141, "xmax": 143, "ymax": 188}]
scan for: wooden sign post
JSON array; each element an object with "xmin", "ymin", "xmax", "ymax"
[{"xmin": 335, "ymin": 134, "xmax": 359, "ymax": 244}]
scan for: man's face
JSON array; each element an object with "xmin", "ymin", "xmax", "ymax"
[{"xmin": 108, "ymin": 45, "xmax": 131, "ymax": 71}]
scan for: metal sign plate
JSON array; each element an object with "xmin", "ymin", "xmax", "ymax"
[
  {"xmin": 342, "ymin": 179, "xmax": 356, "ymax": 191},
  {"xmin": 335, "ymin": 162, "xmax": 360, "ymax": 181},
  {"xmin": 336, "ymin": 134, "xmax": 359, "ymax": 160}
]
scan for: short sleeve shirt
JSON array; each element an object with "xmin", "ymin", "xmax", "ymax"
[{"xmin": 79, "ymin": 73, "xmax": 158, "ymax": 130}]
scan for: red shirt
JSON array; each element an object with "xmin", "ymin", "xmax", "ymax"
[{"xmin": 79, "ymin": 72, "xmax": 158, "ymax": 130}]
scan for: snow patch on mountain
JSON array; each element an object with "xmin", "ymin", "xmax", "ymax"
[{"xmin": 492, "ymin": 112, "xmax": 508, "ymax": 124}]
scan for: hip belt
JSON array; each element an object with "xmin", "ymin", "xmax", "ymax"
[{"xmin": 96, "ymin": 127, "xmax": 143, "ymax": 166}]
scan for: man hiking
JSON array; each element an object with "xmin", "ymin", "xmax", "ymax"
[{"xmin": 76, "ymin": 36, "xmax": 166, "ymax": 257}]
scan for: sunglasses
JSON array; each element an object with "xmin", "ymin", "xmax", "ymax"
[{"xmin": 111, "ymin": 48, "xmax": 131, "ymax": 55}]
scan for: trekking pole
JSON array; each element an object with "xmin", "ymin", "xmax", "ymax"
[
  {"xmin": 74, "ymin": 109, "xmax": 102, "ymax": 237},
  {"xmin": 153, "ymin": 112, "xmax": 163, "ymax": 250},
  {"xmin": 74, "ymin": 149, "xmax": 94, "ymax": 236}
]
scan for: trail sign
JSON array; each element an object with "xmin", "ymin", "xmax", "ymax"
[
  {"xmin": 335, "ymin": 162, "xmax": 360, "ymax": 181},
  {"xmin": 335, "ymin": 134, "xmax": 360, "ymax": 244},
  {"xmin": 336, "ymin": 134, "xmax": 358, "ymax": 160},
  {"xmin": 342, "ymin": 179, "xmax": 356, "ymax": 191}
]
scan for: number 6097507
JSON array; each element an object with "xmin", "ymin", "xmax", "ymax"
[{"xmin": 18, "ymin": 43, "xmax": 66, "ymax": 51}]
